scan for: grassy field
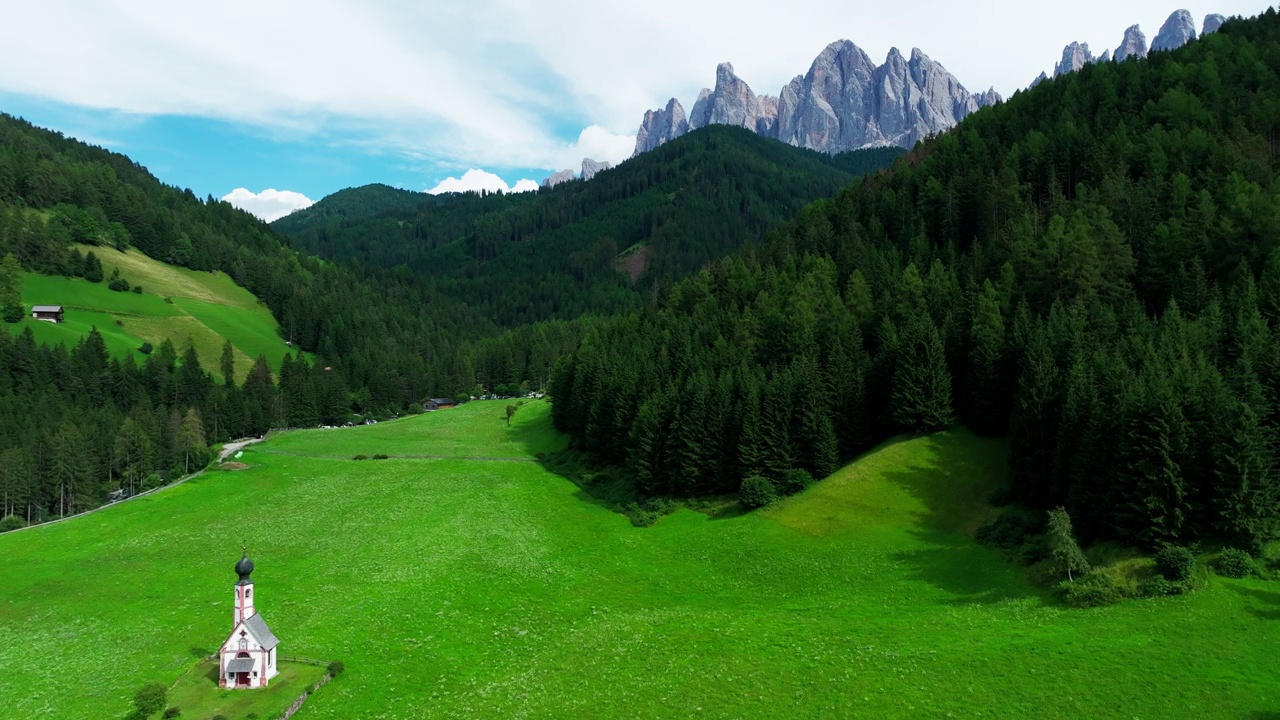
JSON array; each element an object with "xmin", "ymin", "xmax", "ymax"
[
  {"xmin": 0, "ymin": 400, "xmax": 1276, "ymax": 718},
  {"xmin": 158, "ymin": 659, "xmax": 328, "ymax": 720},
  {"xmin": 4, "ymin": 246, "xmax": 298, "ymax": 381}
]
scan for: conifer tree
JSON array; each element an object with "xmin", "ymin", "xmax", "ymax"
[
  {"xmin": 966, "ymin": 280, "xmax": 1006, "ymax": 434},
  {"xmin": 891, "ymin": 312, "xmax": 953, "ymax": 433},
  {"xmin": 0, "ymin": 252, "xmax": 22, "ymax": 323}
]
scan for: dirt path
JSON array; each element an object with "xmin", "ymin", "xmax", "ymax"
[{"xmin": 219, "ymin": 436, "xmax": 265, "ymax": 462}]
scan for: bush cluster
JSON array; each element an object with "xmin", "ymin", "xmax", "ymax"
[
  {"xmin": 327, "ymin": 660, "xmax": 345, "ymax": 676},
  {"xmin": 739, "ymin": 476, "xmax": 778, "ymax": 509},
  {"xmin": 352, "ymin": 454, "xmax": 368, "ymax": 461},
  {"xmin": 1214, "ymin": 548, "xmax": 1257, "ymax": 579},
  {"xmin": 1154, "ymin": 545, "xmax": 1196, "ymax": 581},
  {"xmin": 162, "ymin": 706, "xmax": 181, "ymax": 718}
]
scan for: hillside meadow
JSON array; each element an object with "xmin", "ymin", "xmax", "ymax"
[
  {"xmin": 0, "ymin": 400, "xmax": 1276, "ymax": 718},
  {"xmin": 5, "ymin": 246, "xmax": 298, "ymax": 381}
]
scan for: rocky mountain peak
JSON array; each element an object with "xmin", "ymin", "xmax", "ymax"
[
  {"xmin": 580, "ymin": 158, "xmax": 612, "ymax": 181},
  {"xmin": 633, "ymin": 97, "xmax": 689, "ymax": 156},
  {"xmin": 1055, "ymin": 42, "xmax": 1094, "ymax": 77},
  {"xmin": 1203, "ymin": 13, "xmax": 1226, "ymax": 35},
  {"xmin": 540, "ymin": 169, "xmax": 576, "ymax": 189},
  {"xmin": 1114, "ymin": 24, "xmax": 1148, "ymax": 63},
  {"xmin": 974, "ymin": 88, "xmax": 1002, "ymax": 108},
  {"xmin": 1152, "ymin": 9, "xmax": 1197, "ymax": 52}
]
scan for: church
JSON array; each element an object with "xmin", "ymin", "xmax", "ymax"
[{"xmin": 218, "ymin": 552, "xmax": 281, "ymax": 689}]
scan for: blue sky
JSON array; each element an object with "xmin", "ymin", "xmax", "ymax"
[{"xmin": 0, "ymin": 1, "xmax": 1269, "ymax": 221}]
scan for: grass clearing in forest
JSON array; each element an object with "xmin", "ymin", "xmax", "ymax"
[
  {"xmin": 0, "ymin": 400, "xmax": 1277, "ymax": 719},
  {"xmin": 6, "ymin": 247, "xmax": 299, "ymax": 381}
]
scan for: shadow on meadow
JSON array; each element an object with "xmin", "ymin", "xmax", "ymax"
[
  {"xmin": 878, "ymin": 431, "xmax": 1044, "ymax": 606},
  {"xmin": 1231, "ymin": 584, "xmax": 1280, "ymax": 620}
]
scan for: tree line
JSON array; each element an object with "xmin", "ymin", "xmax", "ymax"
[{"xmin": 550, "ymin": 10, "xmax": 1280, "ymax": 552}]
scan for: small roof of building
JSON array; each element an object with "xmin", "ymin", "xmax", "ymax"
[
  {"xmin": 428, "ymin": 398, "xmax": 456, "ymax": 404},
  {"xmin": 244, "ymin": 613, "xmax": 280, "ymax": 650},
  {"xmin": 225, "ymin": 657, "xmax": 255, "ymax": 673},
  {"xmin": 31, "ymin": 305, "xmax": 63, "ymax": 313}
]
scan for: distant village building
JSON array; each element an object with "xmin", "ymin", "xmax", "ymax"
[
  {"xmin": 219, "ymin": 553, "xmax": 281, "ymax": 689},
  {"xmin": 31, "ymin": 305, "xmax": 64, "ymax": 323},
  {"xmin": 423, "ymin": 398, "xmax": 458, "ymax": 411}
]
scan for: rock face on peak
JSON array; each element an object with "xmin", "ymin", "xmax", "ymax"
[
  {"xmin": 687, "ymin": 63, "xmax": 778, "ymax": 136},
  {"xmin": 580, "ymin": 158, "xmax": 612, "ymax": 181},
  {"xmin": 1203, "ymin": 13, "xmax": 1226, "ymax": 35},
  {"xmin": 1030, "ymin": 71, "xmax": 1049, "ymax": 89},
  {"xmin": 1098, "ymin": 49, "xmax": 1112, "ymax": 63},
  {"xmin": 633, "ymin": 38, "xmax": 985, "ymax": 157},
  {"xmin": 633, "ymin": 98, "xmax": 689, "ymax": 156},
  {"xmin": 1152, "ymin": 9, "xmax": 1197, "ymax": 52},
  {"xmin": 540, "ymin": 169, "xmax": 576, "ymax": 189},
  {"xmin": 1114, "ymin": 24, "xmax": 1149, "ymax": 62},
  {"xmin": 774, "ymin": 42, "xmax": 983, "ymax": 152},
  {"xmin": 1055, "ymin": 42, "xmax": 1094, "ymax": 77},
  {"xmin": 974, "ymin": 88, "xmax": 1002, "ymax": 108}
]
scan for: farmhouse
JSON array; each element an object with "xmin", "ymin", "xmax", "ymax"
[
  {"xmin": 424, "ymin": 397, "xmax": 458, "ymax": 411},
  {"xmin": 31, "ymin": 305, "xmax": 64, "ymax": 323},
  {"xmin": 219, "ymin": 553, "xmax": 281, "ymax": 689}
]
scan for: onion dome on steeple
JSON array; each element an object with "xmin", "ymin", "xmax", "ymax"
[{"xmin": 235, "ymin": 552, "xmax": 254, "ymax": 585}]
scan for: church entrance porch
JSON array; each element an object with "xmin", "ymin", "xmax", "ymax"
[{"xmin": 225, "ymin": 655, "xmax": 255, "ymax": 688}]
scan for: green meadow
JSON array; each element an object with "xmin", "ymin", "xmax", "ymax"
[
  {"xmin": 0, "ymin": 400, "xmax": 1276, "ymax": 719},
  {"xmin": 5, "ymin": 246, "xmax": 297, "ymax": 381}
]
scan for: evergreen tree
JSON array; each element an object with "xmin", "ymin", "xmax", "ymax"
[
  {"xmin": 966, "ymin": 280, "xmax": 1007, "ymax": 434},
  {"xmin": 891, "ymin": 312, "xmax": 953, "ymax": 433},
  {"xmin": 0, "ymin": 252, "xmax": 22, "ymax": 323}
]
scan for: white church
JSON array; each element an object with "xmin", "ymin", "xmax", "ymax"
[{"xmin": 219, "ymin": 552, "xmax": 281, "ymax": 689}]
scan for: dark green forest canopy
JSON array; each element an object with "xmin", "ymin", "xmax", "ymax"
[
  {"xmin": 551, "ymin": 10, "xmax": 1280, "ymax": 552},
  {"xmin": 274, "ymin": 127, "xmax": 903, "ymax": 326}
]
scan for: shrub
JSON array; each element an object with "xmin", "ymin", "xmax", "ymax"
[
  {"xmin": 163, "ymin": 296, "xmax": 174, "ymax": 304},
  {"xmin": 139, "ymin": 342, "xmax": 153, "ymax": 355},
  {"xmin": 1058, "ymin": 573, "xmax": 1127, "ymax": 608},
  {"xmin": 739, "ymin": 476, "xmax": 778, "ymax": 509},
  {"xmin": 327, "ymin": 660, "xmax": 345, "ymax": 676},
  {"xmin": 210, "ymin": 715, "xmax": 227, "ymax": 720},
  {"xmin": 1142, "ymin": 572, "xmax": 1194, "ymax": 597},
  {"xmin": 1214, "ymin": 548, "xmax": 1257, "ymax": 579},
  {"xmin": 975, "ymin": 507, "xmax": 1045, "ymax": 551},
  {"xmin": 0, "ymin": 515, "xmax": 26, "ymax": 533},
  {"xmin": 372, "ymin": 454, "xmax": 390, "ymax": 460},
  {"xmin": 108, "ymin": 277, "xmax": 130, "ymax": 292},
  {"xmin": 778, "ymin": 468, "xmax": 815, "ymax": 495},
  {"xmin": 625, "ymin": 497, "xmax": 678, "ymax": 527},
  {"xmin": 1154, "ymin": 545, "xmax": 1196, "ymax": 582},
  {"xmin": 163, "ymin": 706, "xmax": 181, "ymax": 718},
  {"xmin": 352, "ymin": 454, "xmax": 368, "ymax": 461},
  {"xmin": 133, "ymin": 683, "xmax": 167, "ymax": 716},
  {"xmin": 132, "ymin": 285, "xmax": 144, "ymax": 294}
]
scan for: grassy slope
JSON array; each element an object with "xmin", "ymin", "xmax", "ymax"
[
  {"xmin": 0, "ymin": 401, "xmax": 1276, "ymax": 718},
  {"xmin": 6, "ymin": 246, "xmax": 297, "ymax": 381}
]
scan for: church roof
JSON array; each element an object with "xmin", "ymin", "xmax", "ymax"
[
  {"xmin": 244, "ymin": 613, "xmax": 280, "ymax": 650},
  {"xmin": 225, "ymin": 657, "xmax": 254, "ymax": 673}
]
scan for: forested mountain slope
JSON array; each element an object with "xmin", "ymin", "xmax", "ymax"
[
  {"xmin": 552, "ymin": 10, "xmax": 1280, "ymax": 551},
  {"xmin": 274, "ymin": 128, "xmax": 903, "ymax": 326}
]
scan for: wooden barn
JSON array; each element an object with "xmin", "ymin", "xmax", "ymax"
[
  {"xmin": 31, "ymin": 305, "xmax": 64, "ymax": 323},
  {"xmin": 424, "ymin": 397, "xmax": 458, "ymax": 411}
]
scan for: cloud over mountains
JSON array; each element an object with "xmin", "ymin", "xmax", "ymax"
[{"xmin": 222, "ymin": 188, "xmax": 315, "ymax": 222}]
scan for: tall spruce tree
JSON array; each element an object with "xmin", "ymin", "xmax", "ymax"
[{"xmin": 891, "ymin": 312, "xmax": 953, "ymax": 433}]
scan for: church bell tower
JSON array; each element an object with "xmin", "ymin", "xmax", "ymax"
[{"xmin": 233, "ymin": 552, "xmax": 256, "ymax": 626}]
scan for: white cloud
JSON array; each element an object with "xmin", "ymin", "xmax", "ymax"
[
  {"xmin": 0, "ymin": 1, "xmax": 1271, "ymax": 175},
  {"xmin": 427, "ymin": 169, "xmax": 538, "ymax": 195},
  {"xmin": 222, "ymin": 188, "xmax": 315, "ymax": 222}
]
